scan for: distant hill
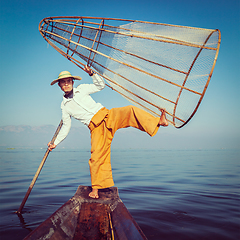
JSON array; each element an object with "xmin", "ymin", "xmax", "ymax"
[
  {"xmin": 0, "ymin": 124, "xmax": 166, "ymax": 150},
  {"xmin": 0, "ymin": 125, "xmax": 90, "ymax": 149},
  {"xmin": 1, "ymin": 124, "xmax": 235, "ymax": 150}
]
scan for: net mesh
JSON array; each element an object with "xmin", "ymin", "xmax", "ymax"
[{"xmin": 39, "ymin": 17, "xmax": 221, "ymax": 128}]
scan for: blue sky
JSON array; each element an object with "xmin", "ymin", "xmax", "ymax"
[{"xmin": 0, "ymin": 0, "xmax": 239, "ymax": 149}]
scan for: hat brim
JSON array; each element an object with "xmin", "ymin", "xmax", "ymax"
[{"xmin": 51, "ymin": 76, "xmax": 82, "ymax": 85}]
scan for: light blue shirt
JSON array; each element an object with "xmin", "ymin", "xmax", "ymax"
[{"xmin": 54, "ymin": 74, "xmax": 105, "ymax": 145}]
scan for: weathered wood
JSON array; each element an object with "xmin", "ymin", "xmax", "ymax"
[{"xmin": 24, "ymin": 186, "xmax": 148, "ymax": 240}]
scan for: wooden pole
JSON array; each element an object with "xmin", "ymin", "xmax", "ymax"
[{"xmin": 16, "ymin": 120, "xmax": 63, "ymax": 215}]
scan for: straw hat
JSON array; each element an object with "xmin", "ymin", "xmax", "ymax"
[{"xmin": 51, "ymin": 71, "xmax": 82, "ymax": 85}]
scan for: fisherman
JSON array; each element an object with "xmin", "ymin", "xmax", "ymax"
[{"xmin": 48, "ymin": 66, "xmax": 168, "ymax": 199}]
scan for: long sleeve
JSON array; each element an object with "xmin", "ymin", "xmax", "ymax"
[
  {"xmin": 92, "ymin": 73, "xmax": 105, "ymax": 90},
  {"xmin": 77, "ymin": 73, "xmax": 105, "ymax": 94},
  {"xmin": 54, "ymin": 106, "xmax": 72, "ymax": 146},
  {"xmin": 53, "ymin": 73, "xmax": 105, "ymax": 145}
]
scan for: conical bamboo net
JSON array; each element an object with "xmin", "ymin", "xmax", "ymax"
[{"xmin": 39, "ymin": 16, "xmax": 221, "ymax": 128}]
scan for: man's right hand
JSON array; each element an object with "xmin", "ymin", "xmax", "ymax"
[{"xmin": 48, "ymin": 142, "xmax": 56, "ymax": 151}]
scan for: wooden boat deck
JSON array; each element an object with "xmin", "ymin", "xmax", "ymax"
[{"xmin": 24, "ymin": 185, "xmax": 148, "ymax": 240}]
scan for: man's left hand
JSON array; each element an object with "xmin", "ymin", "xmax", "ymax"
[{"xmin": 84, "ymin": 65, "xmax": 94, "ymax": 76}]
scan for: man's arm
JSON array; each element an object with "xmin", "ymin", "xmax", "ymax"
[
  {"xmin": 82, "ymin": 65, "xmax": 105, "ymax": 93},
  {"xmin": 48, "ymin": 107, "xmax": 71, "ymax": 151}
]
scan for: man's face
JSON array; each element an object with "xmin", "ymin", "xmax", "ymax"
[{"xmin": 58, "ymin": 78, "xmax": 73, "ymax": 94}]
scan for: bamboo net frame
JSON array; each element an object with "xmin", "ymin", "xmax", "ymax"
[{"xmin": 39, "ymin": 16, "xmax": 221, "ymax": 128}]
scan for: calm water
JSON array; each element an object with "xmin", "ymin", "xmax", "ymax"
[{"xmin": 0, "ymin": 148, "xmax": 239, "ymax": 240}]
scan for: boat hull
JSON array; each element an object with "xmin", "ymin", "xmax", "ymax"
[{"xmin": 24, "ymin": 185, "xmax": 147, "ymax": 240}]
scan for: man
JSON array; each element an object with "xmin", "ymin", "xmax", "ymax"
[{"xmin": 48, "ymin": 66, "xmax": 168, "ymax": 198}]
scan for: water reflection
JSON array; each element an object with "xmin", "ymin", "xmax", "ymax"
[{"xmin": 16, "ymin": 213, "xmax": 32, "ymax": 233}]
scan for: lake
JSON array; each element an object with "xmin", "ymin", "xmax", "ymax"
[{"xmin": 0, "ymin": 148, "xmax": 239, "ymax": 239}]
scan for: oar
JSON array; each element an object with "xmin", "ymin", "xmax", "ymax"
[{"xmin": 16, "ymin": 120, "xmax": 63, "ymax": 215}]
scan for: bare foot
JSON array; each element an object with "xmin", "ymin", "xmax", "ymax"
[
  {"xmin": 89, "ymin": 188, "xmax": 99, "ymax": 199},
  {"xmin": 159, "ymin": 109, "xmax": 169, "ymax": 127}
]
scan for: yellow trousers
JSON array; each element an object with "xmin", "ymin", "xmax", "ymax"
[{"xmin": 88, "ymin": 105, "xmax": 160, "ymax": 189}]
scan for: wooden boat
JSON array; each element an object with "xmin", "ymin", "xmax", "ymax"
[{"xmin": 23, "ymin": 185, "xmax": 148, "ymax": 240}]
